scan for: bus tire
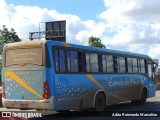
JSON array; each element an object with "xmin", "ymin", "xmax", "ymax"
[
  {"xmin": 139, "ymin": 88, "xmax": 147, "ymax": 105},
  {"xmin": 94, "ymin": 93, "xmax": 106, "ymax": 112}
]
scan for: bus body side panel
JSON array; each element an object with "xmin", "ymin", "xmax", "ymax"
[
  {"xmin": 53, "ymin": 73, "xmax": 153, "ymax": 110},
  {"xmin": 54, "ymin": 74, "xmax": 96, "ymax": 110}
]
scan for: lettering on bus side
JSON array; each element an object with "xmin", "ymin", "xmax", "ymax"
[{"xmin": 103, "ymin": 77, "xmax": 145, "ymax": 87}]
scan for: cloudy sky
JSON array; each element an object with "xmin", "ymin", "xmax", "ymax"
[{"xmin": 1, "ymin": 0, "xmax": 160, "ymax": 60}]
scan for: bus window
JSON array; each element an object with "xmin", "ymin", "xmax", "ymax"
[
  {"xmin": 127, "ymin": 58, "xmax": 133, "ymax": 73},
  {"xmin": 59, "ymin": 50, "xmax": 66, "ymax": 72},
  {"xmin": 132, "ymin": 58, "xmax": 138, "ymax": 73},
  {"xmin": 77, "ymin": 52, "xmax": 83, "ymax": 72},
  {"xmin": 86, "ymin": 53, "xmax": 90, "ymax": 72},
  {"xmin": 117, "ymin": 56, "xmax": 126, "ymax": 73},
  {"xmin": 55, "ymin": 49, "xmax": 59, "ymax": 72},
  {"xmin": 106, "ymin": 55, "xmax": 114, "ymax": 73},
  {"xmin": 148, "ymin": 64, "xmax": 153, "ymax": 79},
  {"xmin": 140, "ymin": 59, "xmax": 146, "ymax": 73},
  {"xmin": 90, "ymin": 53, "xmax": 99, "ymax": 72},
  {"xmin": 85, "ymin": 53, "xmax": 99, "ymax": 72},
  {"xmin": 102, "ymin": 55, "xmax": 107, "ymax": 72},
  {"xmin": 67, "ymin": 51, "xmax": 71, "ymax": 72},
  {"xmin": 67, "ymin": 51, "xmax": 78, "ymax": 72}
]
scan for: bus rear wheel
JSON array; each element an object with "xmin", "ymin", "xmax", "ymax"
[
  {"xmin": 139, "ymin": 88, "xmax": 147, "ymax": 105},
  {"xmin": 94, "ymin": 93, "xmax": 106, "ymax": 112}
]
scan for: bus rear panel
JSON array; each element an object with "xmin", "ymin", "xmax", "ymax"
[{"xmin": 2, "ymin": 41, "xmax": 54, "ymax": 110}]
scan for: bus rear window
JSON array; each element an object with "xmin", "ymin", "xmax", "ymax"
[{"xmin": 5, "ymin": 48, "xmax": 42, "ymax": 66}]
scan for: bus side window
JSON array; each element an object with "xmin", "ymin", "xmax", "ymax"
[
  {"xmin": 70, "ymin": 51, "xmax": 78, "ymax": 72},
  {"xmin": 86, "ymin": 53, "xmax": 90, "ymax": 72},
  {"xmin": 98, "ymin": 54, "xmax": 103, "ymax": 72},
  {"xmin": 117, "ymin": 56, "xmax": 126, "ymax": 73},
  {"xmin": 77, "ymin": 52, "xmax": 83, "ymax": 72},
  {"xmin": 59, "ymin": 50, "xmax": 66, "ymax": 72},
  {"xmin": 114, "ymin": 56, "xmax": 118, "ymax": 73},
  {"xmin": 102, "ymin": 55, "xmax": 107, "ymax": 72},
  {"xmin": 148, "ymin": 64, "xmax": 153, "ymax": 80},
  {"xmin": 85, "ymin": 53, "xmax": 99, "ymax": 73},
  {"xmin": 90, "ymin": 53, "xmax": 99, "ymax": 72},
  {"xmin": 82, "ymin": 53, "xmax": 87, "ymax": 72},
  {"xmin": 55, "ymin": 49, "xmax": 59, "ymax": 72},
  {"xmin": 106, "ymin": 55, "xmax": 114, "ymax": 73},
  {"xmin": 144, "ymin": 60, "xmax": 147, "ymax": 73},
  {"xmin": 132, "ymin": 58, "xmax": 138, "ymax": 73},
  {"xmin": 67, "ymin": 51, "xmax": 82, "ymax": 72},
  {"xmin": 67, "ymin": 51, "xmax": 71, "ymax": 72},
  {"xmin": 127, "ymin": 57, "xmax": 133, "ymax": 73},
  {"xmin": 140, "ymin": 59, "xmax": 146, "ymax": 73}
]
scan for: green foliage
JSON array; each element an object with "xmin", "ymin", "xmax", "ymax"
[
  {"xmin": 0, "ymin": 25, "xmax": 21, "ymax": 80},
  {"xmin": 0, "ymin": 25, "xmax": 21, "ymax": 55},
  {"xmin": 88, "ymin": 36, "xmax": 106, "ymax": 48}
]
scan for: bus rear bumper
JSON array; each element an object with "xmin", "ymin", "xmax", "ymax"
[{"xmin": 2, "ymin": 97, "xmax": 54, "ymax": 110}]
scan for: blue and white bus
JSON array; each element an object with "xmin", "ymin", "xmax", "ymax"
[{"xmin": 2, "ymin": 40, "xmax": 157, "ymax": 111}]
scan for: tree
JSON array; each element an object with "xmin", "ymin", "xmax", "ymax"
[
  {"xmin": 88, "ymin": 36, "xmax": 106, "ymax": 48},
  {"xmin": 0, "ymin": 25, "xmax": 21, "ymax": 81},
  {"xmin": 0, "ymin": 25, "xmax": 21, "ymax": 55}
]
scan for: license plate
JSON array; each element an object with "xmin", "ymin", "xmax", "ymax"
[{"xmin": 20, "ymin": 104, "xmax": 29, "ymax": 108}]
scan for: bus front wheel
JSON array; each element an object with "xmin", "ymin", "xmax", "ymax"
[{"xmin": 94, "ymin": 93, "xmax": 106, "ymax": 112}]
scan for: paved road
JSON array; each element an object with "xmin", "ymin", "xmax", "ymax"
[{"xmin": 0, "ymin": 91, "xmax": 160, "ymax": 120}]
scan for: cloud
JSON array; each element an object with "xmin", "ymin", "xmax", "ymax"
[
  {"xmin": 98, "ymin": 0, "xmax": 160, "ymax": 58},
  {"xmin": 1, "ymin": 0, "xmax": 160, "ymax": 60},
  {"xmin": 0, "ymin": 0, "xmax": 96, "ymax": 44},
  {"xmin": 149, "ymin": 44, "xmax": 160, "ymax": 59}
]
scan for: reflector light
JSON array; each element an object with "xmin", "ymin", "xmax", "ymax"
[{"xmin": 42, "ymin": 82, "xmax": 51, "ymax": 100}]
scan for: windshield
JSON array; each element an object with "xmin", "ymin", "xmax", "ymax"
[{"xmin": 5, "ymin": 48, "xmax": 42, "ymax": 67}]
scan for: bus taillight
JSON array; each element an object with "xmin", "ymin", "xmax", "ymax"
[
  {"xmin": 42, "ymin": 82, "xmax": 51, "ymax": 100},
  {"xmin": 2, "ymin": 83, "xmax": 6, "ymax": 98}
]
